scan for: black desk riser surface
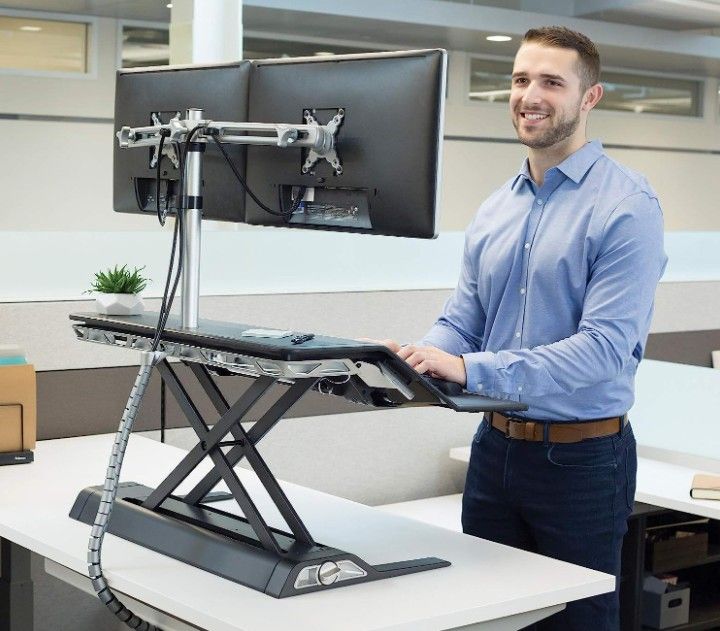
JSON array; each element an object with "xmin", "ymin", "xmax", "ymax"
[
  {"xmin": 69, "ymin": 312, "xmax": 526, "ymax": 597},
  {"xmin": 69, "ymin": 312, "xmax": 526, "ymax": 413}
]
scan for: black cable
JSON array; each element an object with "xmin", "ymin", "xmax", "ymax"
[
  {"xmin": 150, "ymin": 145, "xmax": 182, "ymax": 352},
  {"xmin": 150, "ymin": 125, "xmax": 205, "ymax": 351},
  {"xmin": 150, "ymin": 214, "xmax": 181, "ymax": 352},
  {"xmin": 153, "ymin": 210, "xmax": 184, "ymax": 349},
  {"xmin": 155, "ymin": 130, "xmax": 169, "ymax": 226},
  {"xmin": 209, "ymin": 134, "xmax": 306, "ymax": 219},
  {"xmin": 157, "ymin": 126, "xmax": 204, "ymax": 327}
]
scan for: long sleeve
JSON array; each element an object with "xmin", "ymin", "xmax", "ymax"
[
  {"xmin": 420, "ymin": 219, "xmax": 486, "ymax": 356},
  {"xmin": 462, "ymin": 192, "xmax": 666, "ymax": 400}
]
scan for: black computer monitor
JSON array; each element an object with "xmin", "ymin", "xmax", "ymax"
[
  {"xmin": 112, "ymin": 49, "xmax": 447, "ymax": 238},
  {"xmin": 245, "ymin": 50, "xmax": 446, "ymax": 238},
  {"xmin": 113, "ymin": 61, "xmax": 251, "ymax": 222}
]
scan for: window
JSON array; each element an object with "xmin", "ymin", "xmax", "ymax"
[
  {"xmin": 242, "ymin": 37, "xmax": 384, "ymax": 60},
  {"xmin": 601, "ymin": 71, "xmax": 701, "ymax": 117},
  {"xmin": 119, "ymin": 31, "xmax": 383, "ymax": 69},
  {"xmin": 0, "ymin": 15, "xmax": 88, "ymax": 73},
  {"xmin": 468, "ymin": 57, "xmax": 703, "ymax": 117},
  {"xmin": 468, "ymin": 58, "xmax": 512, "ymax": 103},
  {"xmin": 121, "ymin": 25, "xmax": 169, "ymax": 68}
]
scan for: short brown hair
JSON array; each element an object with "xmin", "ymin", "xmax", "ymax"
[{"xmin": 522, "ymin": 26, "xmax": 600, "ymax": 91}]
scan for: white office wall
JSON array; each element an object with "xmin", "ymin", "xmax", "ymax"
[{"xmin": 0, "ymin": 14, "xmax": 152, "ymax": 232}]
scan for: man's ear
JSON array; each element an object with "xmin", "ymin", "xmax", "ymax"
[{"xmin": 582, "ymin": 83, "xmax": 603, "ymax": 112}]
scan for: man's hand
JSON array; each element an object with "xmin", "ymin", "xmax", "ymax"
[
  {"xmin": 397, "ymin": 344, "xmax": 467, "ymax": 386},
  {"xmin": 358, "ymin": 339, "xmax": 467, "ymax": 386}
]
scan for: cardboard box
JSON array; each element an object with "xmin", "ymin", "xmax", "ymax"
[
  {"xmin": 0, "ymin": 364, "xmax": 36, "ymax": 452},
  {"xmin": 642, "ymin": 578, "xmax": 690, "ymax": 629}
]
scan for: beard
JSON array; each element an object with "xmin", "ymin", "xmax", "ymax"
[{"xmin": 512, "ymin": 106, "xmax": 581, "ymax": 149}]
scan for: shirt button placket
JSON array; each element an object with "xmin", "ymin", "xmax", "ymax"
[{"xmin": 517, "ymin": 197, "xmax": 543, "ymax": 349}]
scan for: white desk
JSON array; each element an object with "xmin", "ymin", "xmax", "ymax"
[
  {"xmin": 446, "ymin": 447, "xmax": 720, "ymax": 522},
  {"xmin": 0, "ymin": 435, "xmax": 614, "ymax": 631}
]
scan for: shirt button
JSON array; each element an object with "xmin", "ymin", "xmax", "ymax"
[
  {"xmin": 520, "ymin": 288, "xmax": 526, "ymax": 295},
  {"xmin": 518, "ymin": 386, "xmax": 523, "ymax": 392},
  {"xmin": 476, "ymin": 383, "xmax": 483, "ymax": 390},
  {"xmin": 536, "ymin": 199, "xmax": 543, "ymax": 205},
  {"xmin": 524, "ymin": 243, "xmax": 530, "ymax": 250},
  {"xmin": 515, "ymin": 332, "xmax": 521, "ymax": 338}
]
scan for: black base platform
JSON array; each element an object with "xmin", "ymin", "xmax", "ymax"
[{"xmin": 70, "ymin": 482, "xmax": 450, "ymax": 598}]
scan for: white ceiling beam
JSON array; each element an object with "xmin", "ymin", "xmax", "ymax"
[
  {"xmin": 573, "ymin": 0, "xmax": 648, "ymax": 17},
  {"xmin": 521, "ymin": 0, "xmax": 575, "ymax": 16}
]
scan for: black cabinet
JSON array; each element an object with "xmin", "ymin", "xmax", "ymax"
[{"xmin": 621, "ymin": 503, "xmax": 720, "ymax": 631}]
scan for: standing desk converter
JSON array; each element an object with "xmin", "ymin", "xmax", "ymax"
[{"xmin": 68, "ymin": 312, "xmax": 526, "ymax": 599}]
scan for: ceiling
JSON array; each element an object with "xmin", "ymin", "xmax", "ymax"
[
  {"xmin": 4, "ymin": 0, "xmax": 720, "ymax": 29},
  {"xmin": 5, "ymin": 0, "xmax": 720, "ymax": 73}
]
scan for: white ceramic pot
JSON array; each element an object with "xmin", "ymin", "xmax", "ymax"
[{"xmin": 94, "ymin": 293, "xmax": 145, "ymax": 316}]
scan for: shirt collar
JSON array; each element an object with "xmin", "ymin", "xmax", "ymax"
[
  {"xmin": 556, "ymin": 139, "xmax": 604, "ymax": 184},
  {"xmin": 511, "ymin": 139, "xmax": 604, "ymax": 190},
  {"xmin": 511, "ymin": 159, "xmax": 533, "ymax": 191}
]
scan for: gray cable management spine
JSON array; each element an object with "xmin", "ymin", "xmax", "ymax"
[{"xmin": 87, "ymin": 350, "xmax": 165, "ymax": 631}]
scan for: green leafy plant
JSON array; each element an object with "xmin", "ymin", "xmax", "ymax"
[{"xmin": 87, "ymin": 265, "xmax": 149, "ymax": 294}]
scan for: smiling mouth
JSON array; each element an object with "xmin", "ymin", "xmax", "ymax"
[{"xmin": 521, "ymin": 112, "xmax": 549, "ymax": 120}]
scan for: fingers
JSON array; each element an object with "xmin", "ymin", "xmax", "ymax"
[
  {"xmin": 400, "ymin": 347, "xmax": 466, "ymax": 385},
  {"xmin": 397, "ymin": 344, "xmax": 417, "ymax": 360},
  {"xmin": 414, "ymin": 360, "xmax": 433, "ymax": 375},
  {"xmin": 400, "ymin": 346, "xmax": 433, "ymax": 368}
]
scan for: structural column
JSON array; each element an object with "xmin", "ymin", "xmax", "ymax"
[{"xmin": 170, "ymin": 0, "xmax": 243, "ymax": 64}]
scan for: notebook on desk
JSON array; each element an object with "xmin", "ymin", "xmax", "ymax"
[{"xmin": 690, "ymin": 474, "xmax": 720, "ymax": 500}]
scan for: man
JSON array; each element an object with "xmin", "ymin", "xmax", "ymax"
[{"xmin": 379, "ymin": 27, "xmax": 666, "ymax": 630}]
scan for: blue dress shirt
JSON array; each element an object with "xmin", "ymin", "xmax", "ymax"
[{"xmin": 421, "ymin": 140, "xmax": 667, "ymax": 421}]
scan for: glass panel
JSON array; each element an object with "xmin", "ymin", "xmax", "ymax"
[
  {"xmin": 121, "ymin": 26, "xmax": 169, "ymax": 68},
  {"xmin": 469, "ymin": 57, "xmax": 512, "ymax": 102},
  {"xmin": 0, "ymin": 16, "xmax": 87, "ymax": 73},
  {"xmin": 242, "ymin": 37, "xmax": 383, "ymax": 60},
  {"xmin": 468, "ymin": 57, "xmax": 702, "ymax": 116},
  {"xmin": 601, "ymin": 71, "xmax": 700, "ymax": 116}
]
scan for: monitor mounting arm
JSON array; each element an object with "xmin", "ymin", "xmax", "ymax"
[
  {"xmin": 116, "ymin": 107, "xmax": 344, "ymax": 330},
  {"xmin": 117, "ymin": 109, "xmax": 343, "ymax": 172}
]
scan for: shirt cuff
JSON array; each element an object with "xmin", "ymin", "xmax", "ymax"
[{"xmin": 462, "ymin": 351, "xmax": 498, "ymax": 395}]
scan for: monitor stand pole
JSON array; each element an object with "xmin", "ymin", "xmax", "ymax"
[{"xmin": 181, "ymin": 107, "xmax": 204, "ymax": 330}]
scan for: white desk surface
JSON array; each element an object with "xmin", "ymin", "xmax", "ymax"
[
  {"xmin": 0, "ymin": 435, "xmax": 614, "ymax": 631},
  {"xmin": 377, "ymin": 495, "xmax": 464, "ymax": 533},
  {"xmin": 448, "ymin": 447, "xmax": 720, "ymax": 521}
]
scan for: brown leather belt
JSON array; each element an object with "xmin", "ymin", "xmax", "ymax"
[{"xmin": 488, "ymin": 412, "xmax": 627, "ymax": 444}]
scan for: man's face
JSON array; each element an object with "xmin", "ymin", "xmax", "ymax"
[{"xmin": 510, "ymin": 42, "xmax": 587, "ymax": 149}]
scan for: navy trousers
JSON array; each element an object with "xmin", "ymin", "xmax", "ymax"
[{"xmin": 461, "ymin": 417, "xmax": 637, "ymax": 631}]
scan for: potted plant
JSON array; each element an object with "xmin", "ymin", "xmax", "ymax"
[{"xmin": 87, "ymin": 265, "xmax": 149, "ymax": 316}]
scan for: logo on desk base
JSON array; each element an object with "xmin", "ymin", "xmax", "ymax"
[{"xmin": 294, "ymin": 559, "xmax": 367, "ymax": 589}]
